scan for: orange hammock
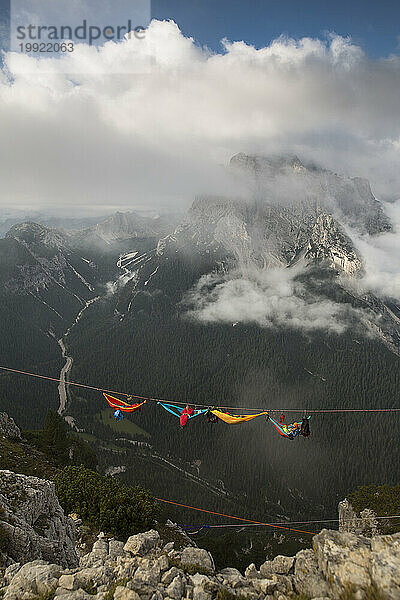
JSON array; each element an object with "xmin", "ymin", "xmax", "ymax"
[
  {"xmin": 211, "ymin": 409, "xmax": 269, "ymax": 424},
  {"xmin": 104, "ymin": 393, "xmax": 147, "ymax": 413}
]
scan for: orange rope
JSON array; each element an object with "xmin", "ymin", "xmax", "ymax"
[{"xmin": 154, "ymin": 497, "xmax": 316, "ymax": 535}]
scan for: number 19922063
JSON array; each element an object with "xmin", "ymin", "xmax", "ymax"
[{"xmin": 19, "ymin": 42, "xmax": 74, "ymax": 53}]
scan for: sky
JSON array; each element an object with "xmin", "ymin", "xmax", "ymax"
[
  {"xmin": 2, "ymin": 0, "xmax": 400, "ymax": 58},
  {"xmin": 0, "ymin": 1, "xmax": 399, "ymax": 213},
  {"xmin": 153, "ymin": 0, "xmax": 400, "ymax": 59},
  {"xmin": 0, "ymin": 0, "xmax": 400, "ymax": 324}
]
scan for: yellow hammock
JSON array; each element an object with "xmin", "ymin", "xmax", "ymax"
[{"xmin": 211, "ymin": 409, "xmax": 269, "ymax": 424}]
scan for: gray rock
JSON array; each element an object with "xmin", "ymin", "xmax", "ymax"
[
  {"xmin": 370, "ymin": 532, "xmax": 400, "ymax": 600},
  {"xmin": 260, "ymin": 555, "xmax": 294, "ymax": 576},
  {"xmin": 313, "ymin": 529, "xmax": 372, "ymax": 595},
  {"xmin": 58, "ymin": 566, "xmax": 111, "ymax": 592},
  {"xmin": 114, "ymin": 586, "xmax": 141, "ymax": 600},
  {"xmin": 162, "ymin": 567, "xmax": 180, "ymax": 585},
  {"xmin": 192, "ymin": 586, "xmax": 211, "ymax": 600},
  {"xmin": 54, "ymin": 589, "xmax": 98, "ymax": 600},
  {"xmin": 0, "ymin": 470, "xmax": 78, "ymax": 568},
  {"xmin": 189, "ymin": 574, "xmax": 210, "ymax": 588},
  {"xmin": 108, "ymin": 539, "xmax": 125, "ymax": 558},
  {"xmin": 134, "ymin": 558, "xmax": 162, "ymax": 585},
  {"xmin": 158, "ymin": 554, "xmax": 169, "ymax": 572},
  {"xmin": 275, "ymin": 573, "xmax": 294, "ymax": 594},
  {"xmin": 0, "ymin": 413, "xmax": 21, "ymax": 439},
  {"xmin": 181, "ymin": 548, "xmax": 214, "ymax": 573},
  {"xmin": 58, "ymin": 574, "xmax": 76, "ymax": 590},
  {"xmin": 250, "ymin": 577, "xmax": 279, "ymax": 595},
  {"xmin": 124, "ymin": 530, "xmax": 160, "ymax": 556},
  {"xmin": 294, "ymin": 549, "xmax": 329, "ymax": 598},
  {"xmin": 232, "ymin": 586, "xmax": 259, "ymax": 599},
  {"xmin": 339, "ymin": 499, "xmax": 379, "ymax": 536},
  {"xmin": 92, "ymin": 534, "xmax": 108, "ymax": 559},
  {"xmin": 164, "ymin": 542, "xmax": 174, "ymax": 553},
  {"xmin": 244, "ymin": 563, "xmax": 259, "ymax": 579},
  {"xmin": 113, "ymin": 556, "xmax": 138, "ymax": 580},
  {"xmin": 127, "ymin": 580, "xmax": 158, "ymax": 600},
  {"xmin": 4, "ymin": 563, "xmax": 21, "ymax": 585},
  {"xmin": 166, "ymin": 575, "xmax": 184, "ymax": 600},
  {"xmin": 4, "ymin": 560, "xmax": 62, "ymax": 600},
  {"xmin": 219, "ymin": 567, "xmax": 246, "ymax": 588}
]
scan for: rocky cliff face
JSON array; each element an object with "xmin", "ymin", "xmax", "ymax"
[
  {"xmin": 181, "ymin": 195, "xmax": 363, "ymax": 275},
  {"xmin": 149, "ymin": 153, "xmax": 386, "ymax": 277},
  {"xmin": 1, "ymin": 524, "xmax": 400, "ymax": 600},
  {"xmin": 230, "ymin": 153, "xmax": 391, "ymax": 236},
  {"xmin": 0, "ymin": 471, "xmax": 78, "ymax": 569},
  {"xmin": 0, "ymin": 414, "xmax": 21, "ymax": 440}
]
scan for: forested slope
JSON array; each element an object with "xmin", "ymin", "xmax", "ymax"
[{"xmin": 64, "ymin": 250, "xmax": 400, "ymax": 521}]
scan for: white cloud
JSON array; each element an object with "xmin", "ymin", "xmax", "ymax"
[
  {"xmin": 347, "ymin": 199, "xmax": 400, "ymax": 300},
  {"xmin": 1, "ymin": 20, "xmax": 400, "ymax": 211},
  {"xmin": 184, "ymin": 265, "xmax": 350, "ymax": 333}
]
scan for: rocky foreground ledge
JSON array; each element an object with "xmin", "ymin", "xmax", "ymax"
[
  {"xmin": 1, "ymin": 467, "xmax": 400, "ymax": 599},
  {"xmin": 1, "ymin": 526, "xmax": 400, "ymax": 600}
]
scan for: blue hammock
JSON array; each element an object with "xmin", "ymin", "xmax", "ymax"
[{"xmin": 158, "ymin": 402, "xmax": 207, "ymax": 419}]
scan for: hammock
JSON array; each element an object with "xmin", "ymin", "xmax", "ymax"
[
  {"xmin": 158, "ymin": 402, "xmax": 207, "ymax": 419},
  {"xmin": 104, "ymin": 393, "xmax": 146, "ymax": 413},
  {"xmin": 211, "ymin": 409, "xmax": 269, "ymax": 424},
  {"xmin": 269, "ymin": 415, "xmax": 310, "ymax": 439}
]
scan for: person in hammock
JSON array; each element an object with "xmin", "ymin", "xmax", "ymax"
[
  {"xmin": 300, "ymin": 417, "xmax": 311, "ymax": 437},
  {"xmin": 205, "ymin": 408, "xmax": 218, "ymax": 424},
  {"xmin": 114, "ymin": 409, "xmax": 123, "ymax": 421},
  {"xmin": 180, "ymin": 405, "xmax": 194, "ymax": 427}
]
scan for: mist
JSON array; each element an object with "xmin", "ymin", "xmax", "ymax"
[{"xmin": 184, "ymin": 264, "xmax": 356, "ymax": 333}]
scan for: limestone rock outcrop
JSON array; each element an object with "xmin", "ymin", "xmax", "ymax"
[
  {"xmin": 0, "ymin": 470, "xmax": 78, "ymax": 568},
  {"xmin": 1, "ymin": 523, "xmax": 400, "ymax": 599},
  {"xmin": 0, "ymin": 413, "xmax": 21, "ymax": 439}
]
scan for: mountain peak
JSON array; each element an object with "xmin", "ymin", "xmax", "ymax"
[
  {"xmin": 6, "ymin": 221, "xmax": 69, "ymax": 249},
  {"xmin": 230, "ymin": 152, "xmax": 305, "ymax": 175}
]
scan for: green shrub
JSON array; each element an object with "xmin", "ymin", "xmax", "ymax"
[
  {"xmin": 24, "ymin": 409, "xmax": 97, "ymax": 470},
  {"xmin": 54, "ymin": 465, "xmax": 159, "ymax": 539}
]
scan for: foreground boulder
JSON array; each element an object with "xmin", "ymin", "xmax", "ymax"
[
  {"xmin": 181, "ymin": 547, "xmax": 215, "ymax": 573},
  {"xmin": 124, "ymin": 530, "xmax": 161, "ymax": 556},
  {"xmin": 0, "ymin": 470, "xmax": 78, "ymax": 568},
  {"xmin": 3, "ymin": 560, "xmax": 62, "ymax": 600}
]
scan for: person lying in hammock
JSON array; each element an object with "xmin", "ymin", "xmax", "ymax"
[
  {"xmin": 180, "ymin": 405, "xmax": 194, "ymax": 427},
  {"xmin": 268, "ymin": 414, "xmax": 311, "ymax": 440},
  {"xmin": 205, "ymin": 408, "xmax": 219, "ymax": 424}
]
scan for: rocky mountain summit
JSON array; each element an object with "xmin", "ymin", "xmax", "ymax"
[
  {"xmin": 148, "ymin": 153, "xmax": 392, "ymax": 279},
  {"xmin": 229, "ymin": 153, "xmax": 391, "ymax": 236},
  {"xmin": 1, "ymin": 469, "xmax": 400, "ymax": 600}
]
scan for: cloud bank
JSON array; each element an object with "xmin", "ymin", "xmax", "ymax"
[
  {"xmin": 348, "ymin": 199, "xmax": 400, "ymax": 300},
  {"xmin": 1, "ymin": 20, "xmax": 400, "ymax": 211},
  {"xmin": 184, "ymin": 265, "xmax": 350, "ymax": 333}
]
